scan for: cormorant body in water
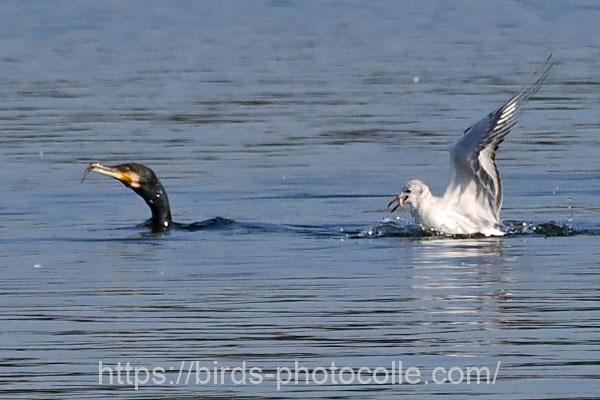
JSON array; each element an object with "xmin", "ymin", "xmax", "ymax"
[{"xmin": 83, "ymin": 162, "xmax": 232, "ymax": 233}]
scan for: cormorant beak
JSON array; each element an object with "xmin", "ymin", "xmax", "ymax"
[
  {"xmin": 387, "ymin": 193, "xmax": 409, "ymax": 213},
  {"xmin": 82, "ymin": 162, "xmax": 141, "ymax": 189}
]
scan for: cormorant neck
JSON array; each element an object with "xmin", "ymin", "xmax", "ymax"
[{"xmin": 136, "ymin": 184, "xmax": 172, "ymax": 233}]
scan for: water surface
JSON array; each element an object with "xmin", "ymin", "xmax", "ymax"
[{"xmin": 1, "ymin": 1, "xmax": 599, "ymax": 399}]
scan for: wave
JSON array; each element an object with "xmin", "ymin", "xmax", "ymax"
[
  {"xmin": 159, "ymin": 217, "xmax": 600, "ymax": 239},
  {"xmin": 174, "ymin": 217, "xmax": 236, "ymax": 231}
]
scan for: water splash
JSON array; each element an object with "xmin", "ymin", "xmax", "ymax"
[
  {"xmin": 354, "ymin": 221, "xmax": 431, "ymax": 238},
  {"xmin": 354, "ymin": 220, "xmax": 598, "ymax": 239}
]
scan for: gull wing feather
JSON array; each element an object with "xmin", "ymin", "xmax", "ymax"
[{"xmin": 447, "ymin": 54, "xmax": 553, "ymax": 222}]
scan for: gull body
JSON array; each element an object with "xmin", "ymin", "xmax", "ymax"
[
  {"xmin": 399, "ymin": 179, "xmax": 504, "ymax": 236},
  {"xmin": 389, "ymin": 56, "xmax": 553, "ymax": 236}
]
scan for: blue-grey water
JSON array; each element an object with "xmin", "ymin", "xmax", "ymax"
[{"xmin": 1, "ymin": 1, "xmax": 599, "ymax": 399}]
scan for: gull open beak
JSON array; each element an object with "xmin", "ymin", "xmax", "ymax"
[
  {"xmin": 387, "ymin": 193, "xmax": 409, "ymax": 213},
  {"xmin": 81, "ymin": 162, "xmax": 141, "ymax": 188}
]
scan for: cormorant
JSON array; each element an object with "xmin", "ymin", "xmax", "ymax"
[{"xmin": 83, "ymin": 162, "xmax": 172, "ymax": 233}]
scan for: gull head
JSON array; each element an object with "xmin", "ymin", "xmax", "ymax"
[{"xmin": 388, "ymin": 180, "xmax": 430, "ymax": 212}]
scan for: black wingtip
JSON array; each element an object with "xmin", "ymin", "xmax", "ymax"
[
  {"xmin": 512, "ymin": 53, "xmax": 554, "ymax": 107},
  {"xmin": 540, "ymin": 52, "xmax": 554, "ymax": 77}
]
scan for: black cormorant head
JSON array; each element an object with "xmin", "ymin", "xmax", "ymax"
[{"xmin": 83, "ymin": 162, "xmax": 172, "ymax": 232}]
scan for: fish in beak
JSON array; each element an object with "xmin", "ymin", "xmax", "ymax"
[{"xmin": 387, "ymin": 193, "xmax": 409, "ymax": 213}]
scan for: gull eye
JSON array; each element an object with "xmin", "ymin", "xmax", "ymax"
[{"xmin": 405, "ymin": 189, "xmax": 412, "ymax": 194}]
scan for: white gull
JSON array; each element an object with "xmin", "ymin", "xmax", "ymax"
[{"xmin": 388, "ymin": 55, "xmax": 553, "ymax": 236}]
